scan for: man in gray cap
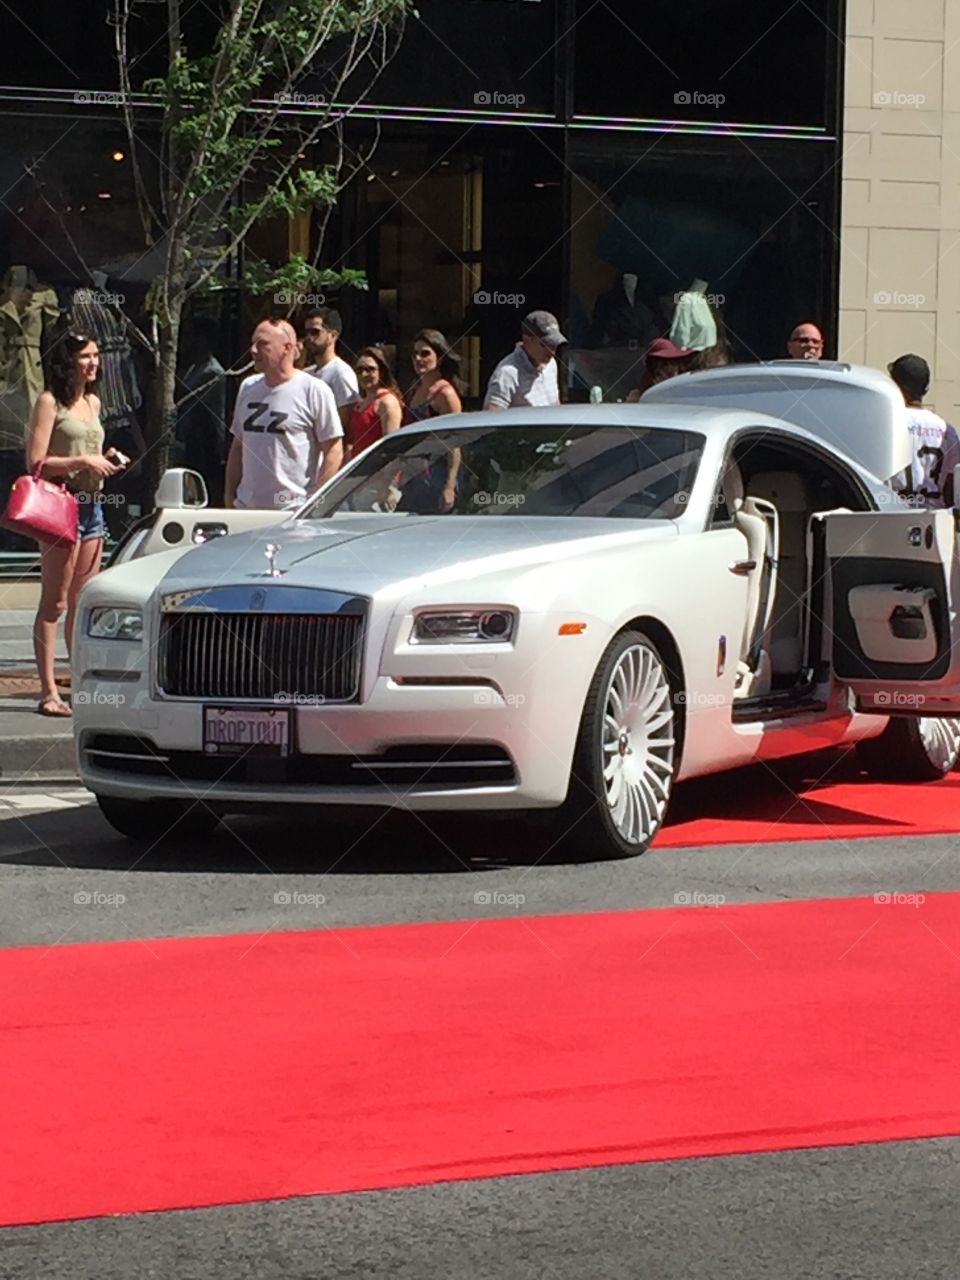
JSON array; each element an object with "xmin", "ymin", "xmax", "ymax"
[{"xmin": 483, "ymin": 309, "xmax": 566, "ymax": 410}]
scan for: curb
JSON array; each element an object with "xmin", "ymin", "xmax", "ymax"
[{"xmin": 0, "ymin": 736, "xmax": 79, "ymax": 781}]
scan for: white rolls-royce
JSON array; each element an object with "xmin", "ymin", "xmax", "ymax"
[{"xmin": 74, "ymin": 362, "xmax": 960, "ymax": 858}]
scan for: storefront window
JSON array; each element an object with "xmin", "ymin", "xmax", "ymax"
[
  {"xmin": 0, "ymin": 115, "xmax": 235, "ymax": 558},
  {"xmin": 336, "ymin": 0, "xmax": 559, "ymax": 117},
  {"xmin": 564, "ymin": 134, "xmax": 837, "ymax": 401},
  {"xmin": 573, "ymin": 0, "xmax": 838, "ymax": 130},
  {"xmin": 332, "ymin": 124, "xmax": 564, "ymax": 406}
]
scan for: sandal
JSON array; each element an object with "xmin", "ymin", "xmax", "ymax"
[{"xmin": 38, "ymin": 696, "xmax": 72, "ymax": 718}]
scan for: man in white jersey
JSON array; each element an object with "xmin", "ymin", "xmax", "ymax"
[
  {"xmin": 888, "ymin": 353, "xmax": 960, "ymax": 509},
  {"xmin": 302, "ymin": 307, "xmax": 359, "ymax": 419},
  {"xmin": 225, "ymin": 318, "xmax": 344, "ymax": 510}
]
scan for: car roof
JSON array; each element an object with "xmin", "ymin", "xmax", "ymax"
[
  {"xmin": 642, "ymin": 360, "xmax": 912, "ymax": 483},
  {"xmin": 409, "ymin": 402, "xmax": 793, "ymax": 433}
]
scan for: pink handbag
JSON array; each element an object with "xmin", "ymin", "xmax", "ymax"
[{"xmin": 0, "ymin": 460, "xmax": 79, "ymax": 544}]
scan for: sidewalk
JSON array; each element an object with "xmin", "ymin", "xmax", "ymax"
[{"xmin": 0, "ymin": 609, "xmax": 77, "ymax": 779}]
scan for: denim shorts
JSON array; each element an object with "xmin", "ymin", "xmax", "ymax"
[{"xmin": 76, "ymin": 494, "xmax": 106, "ymax": 542}]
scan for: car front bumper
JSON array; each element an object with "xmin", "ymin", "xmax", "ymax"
[{"xmin": 74, "ymin": 675, "xmax": 579, "ymax": 811}]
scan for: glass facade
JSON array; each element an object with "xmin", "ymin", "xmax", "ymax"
[{"xmin": 0, "ymin": 0, "xmax": 842, "ymax": 556}]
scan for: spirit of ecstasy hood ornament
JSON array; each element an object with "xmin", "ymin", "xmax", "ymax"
[{"xmin": 263, "ymin": 542, "xmax": 285, "ymax": 577}]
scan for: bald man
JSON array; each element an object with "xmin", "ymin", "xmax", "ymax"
[
  {"xmin": 786, "ymin": 322, "xmax": 824, "ymax": 360},
  {"xmin": 225, "ymin": 317, "xmax": 343, "ymax": 509}
]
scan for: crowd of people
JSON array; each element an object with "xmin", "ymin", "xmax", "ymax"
[{"xmin": 18, "ymin": 304, "xmax": 960, "ymax": 716}]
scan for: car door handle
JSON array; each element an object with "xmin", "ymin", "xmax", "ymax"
[{"xmin": 728, "ymin": 560, "xmax": 757, "ymax": 575}]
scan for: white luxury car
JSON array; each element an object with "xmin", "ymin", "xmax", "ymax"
[{"xmin": 74, "ymin": 361, "xmax": 960, "ymax": 859}]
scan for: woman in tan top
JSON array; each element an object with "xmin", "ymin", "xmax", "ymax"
[{"xmin": 25, "ymin": 331, "xmax": 124, "ymax": 716}]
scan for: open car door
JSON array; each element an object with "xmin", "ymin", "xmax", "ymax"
[
  {"xmin": 108, "ymin": 469, "xmax": 284, "ymax": 566},
  {"xmin": 823, "ymin": 508, "xmax": 960, "ymax": 716}
]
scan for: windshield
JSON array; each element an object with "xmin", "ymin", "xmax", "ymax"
[{"xmin": 301, "ymin": 424, "xmax": 705, "ymax": 520}]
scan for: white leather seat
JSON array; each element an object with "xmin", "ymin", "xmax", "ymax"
[
  {"xmin": 746, "ymin": 471, "xmax": 810, "ymax": 677},
  {"xmin": 721, "ymin": 463, "xmax": 779, "ymax": 695}
]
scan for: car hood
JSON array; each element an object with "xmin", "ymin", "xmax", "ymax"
[{"xmin": 149, "ymin": 514, "xmax": 678, "ymax": 601}]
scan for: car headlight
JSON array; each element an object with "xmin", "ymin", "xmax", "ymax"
[
  {"xmin": 413, "ymin": 609, "xmax": 516, "ymax": 643},
  {"xmin": 87, "ymin": 607, "xmax": 144, "ymax": 641}
]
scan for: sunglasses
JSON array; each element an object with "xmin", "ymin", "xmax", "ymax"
[{"xmin": 356, "ymin": 364, "xmax": 379, "ymax": 373}]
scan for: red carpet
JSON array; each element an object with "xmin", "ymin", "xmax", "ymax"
[
  {"xmin": 3, "ymin": 894, "xmax": 960, "ymax": 1226},
  {"xmin": 657, "ymin": 766, "xmax": 960, "ymax": 847}
]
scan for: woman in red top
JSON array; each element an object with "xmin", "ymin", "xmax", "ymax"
[{"xmin": 346, "ymin": 347, "xmax": 403, "ymax": 460}]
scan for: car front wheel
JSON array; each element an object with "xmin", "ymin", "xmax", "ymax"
[
  {"xmin": 856, "ymin": 715, "xmax": 960, "ymax": 782},
  {"xmin": 555, "ymin": 630, "xmax": 677, "ymax": 860},
  {"xmin": 96, "ymin": 794, "xmax": 222, "ymax": 841}
]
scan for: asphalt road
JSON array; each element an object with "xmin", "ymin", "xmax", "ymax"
[{"xmin": 2, "ymin": 774, "xmax": 960, "ymax": 1278}]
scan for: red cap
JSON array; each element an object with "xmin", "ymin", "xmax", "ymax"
[{"xmin": 645, "ymin": 337, "xmax": 694, "ymax": 360}]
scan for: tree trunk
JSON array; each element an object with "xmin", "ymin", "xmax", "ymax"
[{"xmin": 144, "ymin": 297, "xmax": 184, "ymax": 500}]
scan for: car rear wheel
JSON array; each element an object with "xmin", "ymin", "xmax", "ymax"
[
  {"xmin": 554, "ymin": 630, "xmax": 676, "ymax": 860},
  {"xmin": 856, "ymin": 715, "xmax": 960, "ymax": 782},
  {"xmin": 96, "ymin": 794, "xmax": 222, "ymax": 841}
]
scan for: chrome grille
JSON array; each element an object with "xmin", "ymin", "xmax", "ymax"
[{"xmin": 157, "ymin": 612, "xmax": 364, "ymax": 701}]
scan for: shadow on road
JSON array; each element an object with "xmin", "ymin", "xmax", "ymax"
[
  {"xmin": 0, "ymin": 745, "xmax": 893, "ymax": 877},
  {"xmin": 0, "ymin": 804, "xmax": 577, "ymax": 875}
]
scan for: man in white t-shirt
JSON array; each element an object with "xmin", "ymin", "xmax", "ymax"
[
  {"xmin": 483, "ymin": 310, "xmax": 566, "ymax": 410},
  {"xmin": 302, "ymin": 307, "xmax": 358, "ymax": 417},
  {"xmin": 225, "ymin": 318, "xmax": 344, "ymax": 510},
  {"xmin": 888, "ymin": 353, "xmax": 960, "ymax": 509}
]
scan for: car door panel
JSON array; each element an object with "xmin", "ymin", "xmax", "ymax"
[
  {"xmin": 113, "ymin": 508, "xmax": 284, "ymax": 564},
  {"xmin": 824, "ymin": 508, "xmax": 960, "ymax": 715}
]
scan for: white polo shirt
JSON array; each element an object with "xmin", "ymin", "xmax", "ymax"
[
  {"xmin": 485, "ymin": 344, "xmax": 560, "ymax": 409},
  {"xmin": 231, "ymin": 370, "xmax": 342, "ymax": 510}
]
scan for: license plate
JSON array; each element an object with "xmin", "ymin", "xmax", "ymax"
[{"xmin": 203, "ymin": 706, "xmax": 290, "ymax": 757}]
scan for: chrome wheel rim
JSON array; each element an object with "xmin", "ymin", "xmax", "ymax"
[
  {"xmin": 602, "ymin": 644, "xmax": 675, "ymax": 845},
  {"xmin": 918, "ymin": 716, "xmax": 960, "ymax": 772}
]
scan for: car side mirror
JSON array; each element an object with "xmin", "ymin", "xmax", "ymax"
[{"xmin": 154, "ymin": 468, "xmax": 209, "ymax": 510}]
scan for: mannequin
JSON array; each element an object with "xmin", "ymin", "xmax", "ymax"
[
  {"xmin": 670, "ymin": 278, "xmax": 718, "ymax": 352},
  {"xmin": 0, "ymin": 265, "xmax": 60, "ymax": 446},
  {"xmin": 67, "ymin": 269, "xmax": 145, "ymax": 538},
  {"xmin": 68, "ymin": 270, "xmax": 142, "ymax": 427},
  {"xmin": 587, "ymin": 272, "xmax": 657, "ymax": 349}
]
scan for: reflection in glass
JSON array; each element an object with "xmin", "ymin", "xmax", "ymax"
[{"xmin": 301, "ymin": 424, "xmax": 705, "ymax": 521}]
